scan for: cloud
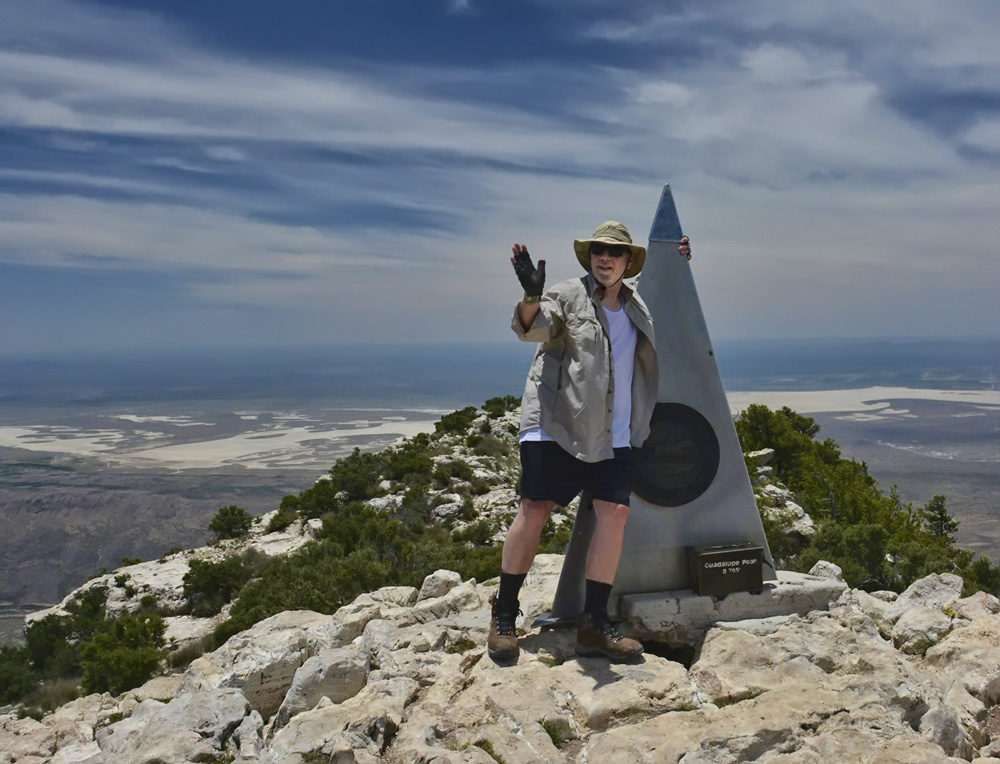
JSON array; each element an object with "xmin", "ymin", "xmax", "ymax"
[
  {"xmin": 448, "ymin": 0, "xmax": 474, "ymax": 13},
  {"xmin": 1, "ymin": 0, "xmax": 999, "ymax": 348}
]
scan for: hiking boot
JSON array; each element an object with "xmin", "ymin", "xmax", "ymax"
[
  {"xmin": 487, "ymin": 593, "xmax": 519, "ymax": 663},
  {"xmin": 575, "ymin": 610, "xmax": 643, "ymax": 663}
]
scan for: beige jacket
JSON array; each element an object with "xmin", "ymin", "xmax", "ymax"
[{"xmin": 511, "ymin": 274, "xmax": 658, "ymax": 462}]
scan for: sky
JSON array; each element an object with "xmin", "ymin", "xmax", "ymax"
[{"xmin": 1, "ymin": 0, "xmax": 999, "ymax": 354}]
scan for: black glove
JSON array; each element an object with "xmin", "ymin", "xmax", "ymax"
[{"xmin": 512, "ymin": 247, "xmax": 546, "ymax": 297}]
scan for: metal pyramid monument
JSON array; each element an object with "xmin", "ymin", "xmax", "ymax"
[{"xmin": 542, "ymin": 184, "xmax": 777, "ymax": 622}]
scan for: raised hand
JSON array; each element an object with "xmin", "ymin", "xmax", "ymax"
[{"xmin": 510, "ymin": 243, "xmax": 546, "ymax": 297}]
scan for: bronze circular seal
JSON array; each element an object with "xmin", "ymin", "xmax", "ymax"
[{"xmin": 633, "ymin": 402, "xmax": 720, "ymax": 507}]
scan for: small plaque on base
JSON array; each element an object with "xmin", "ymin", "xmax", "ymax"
[{"xmin": 686, "ymin": 543, "xmax": 764, "ymax": 596}]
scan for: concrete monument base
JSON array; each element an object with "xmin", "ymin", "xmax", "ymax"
[{"xmin": 620, "ymin": 570, "xmax": 848, "ymax": 646}]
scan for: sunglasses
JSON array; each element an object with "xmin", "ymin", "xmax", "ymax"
[{"xmin": 589, "ymin": 242, "xmax": 631, "ymax": 258}]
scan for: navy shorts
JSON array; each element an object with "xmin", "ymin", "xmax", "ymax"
[{"xmin": 519, "ymin": 441, "xmax": 634, "ymax": 508}]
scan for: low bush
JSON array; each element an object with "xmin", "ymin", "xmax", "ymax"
[
  {"xmin": 17, "ymin": 678, "xmax": 80, "ymax": 720},
  {"xmin": 736, "ymin": 404, "xmax": 1000, "ymax": 594},
  {"xmin": 79, "ymin": 612, "xmax": 166, "ymax": 695},
  {"xmin": 209, "ymin": 505, "xmax": 253, "ymax": 541},
  {"xmin": 482, "ymin": 395, "xmax": 520, "ymax": 418},
  {"xmin": 435, "ymin": 406, "xmax": 479, "ymax": 435},
  {"xmin": 454, "ymin": 519, "xmax": 495, "ymax": 546},
  {"xmin": 213, "ymin": 507, "xmax": 501, "ymax": 648},
  {"xmin": 432, "ymin": 460, "xmax": 476, "ymax": 488},
  {"xmin": 472, "ymin": 434, "xmax": 508, "ymax": 458},
  {"xmin": 266, "ymin": 503, "xmax": 298, "ymax": 533},
  {"xmin": 0, "ymin": 646, "xmax": 38, "ymax": 704}
]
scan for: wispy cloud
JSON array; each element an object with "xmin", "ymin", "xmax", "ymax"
[{"xmin": 0, "ymin": 0, "xmax": 998, "ymax": 349}]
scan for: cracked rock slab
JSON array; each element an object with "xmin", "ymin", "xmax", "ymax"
[{"xmin": 621, "ymin": 570, "xmax": 847, "ymax": 644}]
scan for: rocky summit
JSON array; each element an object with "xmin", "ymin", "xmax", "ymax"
[
  {"xmin": 4, "ymin": 551, "xmax": 1000, "ymax": 763},
  {"xmin": 5, "ymin": 409, "xmax": 1000, "ymax": 762}
]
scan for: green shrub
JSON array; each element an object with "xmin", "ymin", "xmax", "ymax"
[
  {"xmin": 383, "ymin": 435, "xmax": 434, "ymax": 484},
  {"xmin": 454, "ymin": 519, "xmax": 495, "ymax": 546},
  {"xmin": 432, "ymin": 460, "xmax": 475, "ymax": 488},
  {"xmin": 17, "ymin": 678, "xmax": 80, "ymax": 719},
  {"xmin": 183, "ymin": 556, "xmax": 254, "ymax": 616},
  {"xmin": 167, "ymin": 637, "xmax": 213, "ymax": 670},
  {"xmin": 0, "ymin": 646, "xmax": 38, "ymax": 704},
  {"xmin": 79, "ymin": 613, "xmax": 166, "ymax": 695},
  {"xmin": 736, "ymin": 404, "xmax": 1000, "ymax": 595},
  {"xmin": 435, "ymin": 406, "xmax": 479, "ymax": 435},
  {"xmin": 401, "ymin": 485, "xmax": 434, "ymax": 524},
  {"xmin": 326, "ymin": 448, "xmax": 386, "ymax": 503},
  {"xmin": 539, "ymin": 515, "xmax": 573, "ymax": 554},
  {"xmin": 265, "ymin": 504, "xmax": 298, "ymax": 533},
  {"xmin": 459, "ymin": 496, "xmax": 478, "ymax": 521},
  {"xmin": 208, "ymin": 505, "xmax": 253, "ymax": 540},
  {"xmin": 26, "ymin": 586, "xmax": 108, "ymax": 677},
  {"xmin": 472, "ymin": 434, "xmax": 508, "ymax": 457},
  {"xmin": 482, "ymin": 395, "xmax": 520, "ymax": 418},
  {"xmin": 469, "ymin": 476, "xmax": 494, "ymax": 496},
  {"xmin": 213, "ymin": 511, "xmax": 500, "ymax": 648}
]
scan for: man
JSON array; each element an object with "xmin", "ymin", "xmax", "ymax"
[{"xmin": 489, "ymin": 220, "xmax": 691, "ymax": 663}]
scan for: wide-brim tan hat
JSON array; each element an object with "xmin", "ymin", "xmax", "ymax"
[{"xmin": 573, "ymin": 220, "xmax": 646, "ymax": 279}]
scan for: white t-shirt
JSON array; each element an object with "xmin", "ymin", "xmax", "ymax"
[{"xmin": 520, "ymin": 297, "xmax": 638, "ymax": 449}]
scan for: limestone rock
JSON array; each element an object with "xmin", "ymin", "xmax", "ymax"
[
  {"xmin": 387, "ymin": 580, "xmax": 481, "ymax": 627},
  {"xmin": 952, "ymin": 592, "xmax": 1000, "ymax": 621},
  {"xmin": 809, "ymin": 560, "xmax": 845, "ymax": 582},
  {"xmin": 622, "ymin": 570, "xmax": 847, "ymax": 645},
  {"xmin": 891, "ymin": 606, "xmax": 955, "ymax": 654},
  {"xmin": 179, "ymin": 610, "xmax": 354, "ymax": 720},
  {"xmin": 418, "ymin": 569, "xmax": 463, "ymax": 602},
  {"xmin": 272, "ymin": 645, "xmax": 371, "ymax": 731},
  {"xmin": 841, "ymin": 588, "xmax": 893, "ymax": 624},
  {"xmin": 582, "ymin": 683, "xmax": 968, "ymax": 763},
  {"xmin": 233, "ymin": 710, "xmax": 265, "ymax": 760},
  {"xmin": 0, "ymin": 694, "xmax": 117, "ymax": 764},
  {"xmin": 268, "ymin": 677, "xmax": 419, "ymax": 761},
  {"xmin": 925, "ymin": 614, "xmax": 1000, "ymax": 703},
  {"xmin": 884, "ymin": 573, "xmax": 964, "ymax": 626},
  {"xmin": 761, "ymin": 497, "xmax": 816, "ymax": 538},
  {"xmin": 95, "ymin": 689, "xmax": 250, "ymax": 763},
  {"xmin": 163, "ymin": 614, "xmax": 219, "ymax": 653},
  {"xmin": 13, "ymin": 547, "xmax": 1000, "ymax": 764},
  {"xmin": 871, "ymin": 589, "xmax": 899, "ymax": 602},
  {"xmin": 747, "ymin": 448, "xmax": 775, "ymax": 465}
]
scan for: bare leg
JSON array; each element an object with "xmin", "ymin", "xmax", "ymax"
[
  {"xmin": 501, "ymin": 498, "xmax": 555, "ymax": 574},
  {"xmin": 585, "ymin": 499, "xmax": 631, "ymax": 584}
]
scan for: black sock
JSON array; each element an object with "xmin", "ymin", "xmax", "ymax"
[
  {"xmin": 584, "ymin": 579, "xmax": 613, "ymax": 614},
  {"xmin": 497, "ymin": 571, "xmax": 526, "ymax": 607}
]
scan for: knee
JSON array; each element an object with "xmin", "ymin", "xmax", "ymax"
[
  {"xmin": 595, "ymin": 502, "xmax": 630, "ymax": 526},
  {"xmin": 520, "ymin": 499, "xmax": 554, "ymax": 529}
]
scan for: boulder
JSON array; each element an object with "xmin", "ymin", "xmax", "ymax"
[
  {"xmin": 179, "ymin": 610, "xmax": 356, "ymax": 720},
  {"xmin": 163, "ymin": 614, "xmax": 218, "ymax": 653},
  {"xmin": 952, "ymin": 592, "xmax": 1000, "ymax": 621},
  {"xmin": 891, "ymin": 607, "xmax": 955, "ymax": 654},
  {"xmin": 268, "ymin": 677, "xmax": 419, "ymax": 761},
  {"xmin": 418, "ymin": 570, "xmax": 463, "ymax": 602},
  {"xmin": 809, "ymin": 560, "xmax": 845, "ymax": 582},
  {"xmin": 95, "ymin": 689, "xmax": 250, "ymax": 764},
  {"xmin": 272, "ymin": 645, "xmax": 371, "ymax": 731},
  {"xmin": 925, "ymin": 614, "xmax": 1000, "ymax": 703},
  {"xmin": 582, "ymin": 683, "xmax": 968, "ymax": 763},
  {"xmin": 884, "ymin": 573, "xmax": 964, "ymax": 626}
]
